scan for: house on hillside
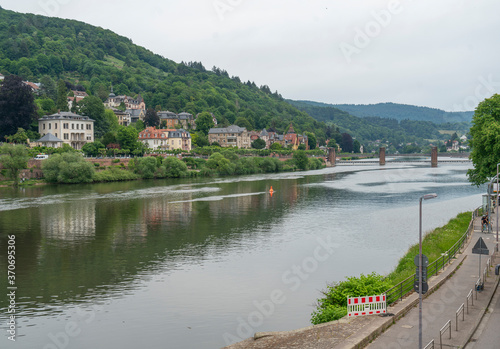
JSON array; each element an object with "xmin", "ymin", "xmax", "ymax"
[
  {"xmin": 112, "ymin": 108, "xmax": 131, "ymax": 126},
  {"xmin": 283, "ymin": 123, "xmax": 309, "ymax": 150},
  {"xmin": 126, "ymin": 109, "xmax": 145, "ymax": 123},
  {"xmin": 158, "ymin": 111, "xmax": 196, "ymax": 130},
  {"xmin": 38, "ymin": 111, "xmax": 94, "ymax": 150},
  {"xmin": 67, "ymin": 90, "xmax": 88, "ymax": 110},
  {"xmin": 104, "ymin": 87, "xmax": 145, "ymax": 110},
  {"xmin": 208, "ymin": 125, "xmax": 251, "ymax": 148},
  {"xmin": 138, "ymin": 127, "xmax": 191, "ymax": 151}
]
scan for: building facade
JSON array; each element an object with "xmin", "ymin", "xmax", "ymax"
[
  {"xmin": 208, "ymin": 125, "xmax": 251, "ymax": 148},
  {"xmin": 138, "ymin": 127, "xmax": 191, "ymax": 151},
  {"xmin": 38, "ymin": 112, "xmax": 94, "ymax": 150}
]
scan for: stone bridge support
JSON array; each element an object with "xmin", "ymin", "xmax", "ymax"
[
  {"xmin": 328, "ymin": 147, "xmax": 336, "ymax": 166},
  {"xmin": 431, "ymin": 146, "xmax": 438, "ymax": 167},
  {"xmin": 379, "ymin": 147, "xmax": 386, "ymax": 166}
]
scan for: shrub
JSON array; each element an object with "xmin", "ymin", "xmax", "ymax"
[
  {"xmin": 311, "ymin": 273, "xmax": 392, "ymax": 325},
  {"xmin": 94, "ymin": 162, "xmax": 100, "ymax": 167},
  {"xmin": 133, "ymin": 157, "xmax": 157, "ymax": 179},
  {"xmin": 112, "ymin": 159, "xmax": 120, "ymax": 163},
  {"xmin": 93, "ymin": 167, "xmax": 139, "ymax": 182},
  {"xmin": 43, "ymin": 153, "xmax": 95, "ymax": 183}
]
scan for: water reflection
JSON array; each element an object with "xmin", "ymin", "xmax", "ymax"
[{"xmin": 0, "ymin": 163, "xmax": 486, "ymax": 349}]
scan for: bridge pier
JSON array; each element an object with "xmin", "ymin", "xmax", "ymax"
[
  {"xmin": 431, "ymin": 147, "xmax": 438, "ymax": 167},
  {"xmin": 328, "ymin": 147, "xmax": 336, "ymax": 167},
  {"xmin": 379, "ymin": 147, "xmax": 386, "ymax": 166}
]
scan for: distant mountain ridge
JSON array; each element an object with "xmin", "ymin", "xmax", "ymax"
[{"xmin": 294, "ymin": 101, "xmax": 473, "ymax": 124}]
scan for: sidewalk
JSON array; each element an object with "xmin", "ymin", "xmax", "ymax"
[{"xmin": 224, "ymin": 212, "xmax": 500, "ymax": 349}]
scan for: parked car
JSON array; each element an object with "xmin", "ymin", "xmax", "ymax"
[{"xmin": 34, "ymin": 154, "xmax": 49, "ymax": 160}]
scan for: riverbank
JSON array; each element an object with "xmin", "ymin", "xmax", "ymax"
[{"xmin": 225, "ymin": 210, "xmax": 477, "ymax": 348}]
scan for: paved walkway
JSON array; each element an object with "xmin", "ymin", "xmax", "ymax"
[{"xmin": 224, "ymin": 211, "xmax": 500, "ymax": 349}]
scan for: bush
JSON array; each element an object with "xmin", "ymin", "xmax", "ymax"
[
  {"xmin": 311, "ymin": 273, "xmax": 392, "ymax": 325},
  {"xmin": 112, "ymin": 159, "xmax": 120, "ymax": 163},
  {"xmin": 43, "ymin": 153, "xmax": 95, "ymax": 183},
  {"xmin": 94, "ymin": 167, "xmax": 139, "ymax": 182},
  {"xmin": 94, "ymin": 162, "xmax": 100, "ymax": 167},
  {"xmin": 133, "ymin": 157, "xmax": 157, "ymax": 179}
]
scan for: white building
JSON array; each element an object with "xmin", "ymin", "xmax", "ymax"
[{"xmin": 38, "ymin": 112, "xmax": 94, "ymax": 150}]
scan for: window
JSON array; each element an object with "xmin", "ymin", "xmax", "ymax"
[
  {"xmin": 43, "ymin": 124, "xmax": 46, "ymax": 130},
  {"xmin": 81, "ymin": 124, "xmax": 84, "ymax": 130},
  {"xmin": 55, "ymin": 123, "xmax": 57, "ymax": 129},
  {"xmin": 49, "ymin": 123, "xmax": 51, "ymax": 129},
  {"xmin": 55, "ymin": 133, "xmax": 57, "ymax": 137},
  {"xmin": 72, "ymin": 124, "xmax": 74, "ymax": 129},
  {"xmin": 86, "ymin": 124, "xmax": 91, "ymax": 130},
  {"xmin": 76, "ymin": 124, "xmax": 79, "ymax": 130},
  {"xmin": 63, "ymin": 123, "xmax": 68, "ymax": 129},
  {"xmin": 64, "ymin": 134, "xmax": 68, "ymax": 140}
]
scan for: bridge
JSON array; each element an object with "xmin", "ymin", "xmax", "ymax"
[{"xmin": 326, "ymin": 147, "xmax": 471, "ymax": 167}]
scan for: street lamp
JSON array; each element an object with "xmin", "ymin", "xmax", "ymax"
[
  {"xmin": 419, "ymin": 193, "xmax": 438, "ymax": 349},
  {"xmin": 497, "ymin": 163, "xmax": 500, "ymax": 251}
]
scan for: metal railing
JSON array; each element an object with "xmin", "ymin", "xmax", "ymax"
[
  {"xmin": 439, "ymin": 320, "xmax": 451, "ymax": 349},
  {"xmin": 386, "ymin": 207, "xmax": 481, "ymax": 305},
  {"xmin": 424, "ymin": 339, "xmax": 434, "ymax": 349},
  {"xmin": 455, "ymin": 303, "xmax": 464, "ymax": 331}
]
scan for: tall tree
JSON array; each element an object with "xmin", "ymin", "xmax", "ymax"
[
  {"xmin": 144, "ymin": 108, "xmax": 159, "ymax": 127},
  {"xmin": 340, "ymin": 133, "xmax": 354, "ymax": 153},
  {"xmin": 0, "ymin": 75, "xmax": 38, "ymax": 140},
  {"xmin": 56, "ymin": 79, "xmax": 69, "ymax": 112},
  {"xmin": 195, "ymin": 112, "xmax": 215, "ymax": 135},
  {"xmin": 467, "ymin": 94, "xmax": 500, "ymax": 186},
  {"xmin": 79, "ymin": 95, "xmax": 106, "ymax": 137}
]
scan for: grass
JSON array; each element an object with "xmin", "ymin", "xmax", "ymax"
[{"xmin": 385, "ymin": 211, "xmax": 472, "ymax": 284}]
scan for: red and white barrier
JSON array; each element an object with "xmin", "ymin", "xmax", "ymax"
[{"xmin": 347, "ymin": 294, "xmax": 386, "ymax": 317}]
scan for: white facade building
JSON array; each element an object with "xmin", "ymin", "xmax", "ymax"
[{"xmin": 38, "ymin": 112, "xmax": 94, "ymax": 150}]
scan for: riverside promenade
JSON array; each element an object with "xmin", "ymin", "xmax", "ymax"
[{"xmin": 224, "ymin": 210, "xmax": 500, "ymax": 349}]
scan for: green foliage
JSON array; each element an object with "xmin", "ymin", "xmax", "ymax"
[
  {"xmin": 467, "ymin": 94, "xmax": 500, "ymax": 186},
  {"xmin": 5, "ymin": 127, "xmax": 28, "ymax": 143},
  {"xmin": 79, "ymin": 95, "xmax": 107, "ymax": 137},
  {"xmin": 42, "ymin": 152, "xmax": 95, "ymax": 183},
  {"xmin": 82, "ymin": 141, "xmax": 105, "ymax": 157},
  {"xmin": 205, "ymin": 152, "xmax": 235, "ymax": 175},
  {"xmin": 270, "ymin": 142, "xmax": 282, "ymax": 151},
  {"xmin": 132, "ymin": 156, "xmax": 157, "ymax": 179},
  {"xmin": 0, "ymin": 75, "xmax": 38, "ymax": 140},
  {"xmin": 251, "ymin": 138, "xmax": 266, "ymax": 149},
  {"xmin": 56, "ymin": 79, "xmax": 68, "ymax": 111},
  {"xmin": 162, "ymin": 156, "xmax": 189, "ymax": 177},
  {"xmin": 0, "ymin": 143, "xmax": 29, "ymax": 186},
  {"xmin": 117, "ymin": 126, "xmax": 139, "ymax": 151},
  {"xmin": 196, "ymin": 112, "xmax": 215, "ymax": 135},
  {"xmin": 144, "ymin": 108, "xmax": 159, "ymax": 127},
  {"xmin": 293, "ymin": 150, "xmax": 308, "ymax": 170},
  {"xmin": 93, "ymin": 166, "xmax": 139, "ymax": 182},
  {"xmin": 311, "ymin": 272, "xmax": 392, "ymax": 325}
]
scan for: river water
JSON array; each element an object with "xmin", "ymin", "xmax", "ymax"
[{"xmin": 0, "ymin": 160, "xmax": 486, "ymax": 349}]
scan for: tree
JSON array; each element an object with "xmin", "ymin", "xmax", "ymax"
[
  {"xmin": 251, "ymin": 138, "xmax": 266, "ymax": 149},
  {"xmin": 0, "ymin": 75, "xmax": 38, "ymax": 140},
  {"xmin": 293, "ymin": 150, "xmax": 308, "ymax": 170},
  {"xmin": 305, "ymin": 132, "xmax": 317, "ymax": 150},
  {"xmin": 117, "ymin": 126, "xmax": 139, "ymax": 151},
  {"xmin": 195, "ymin": 112, "xmax": 215, "ymax": 135},
  {"xmin": 82, "ymin": 141, "xmax": 105, "ymax": 157},
  {"xmin": 43, "ymin": 152, "xmax": 95, "ymax": 183},
  {"xmin": 144, "ymin": 108, "xmax": 159, "ymax": 127},
  {"xmin": 56, "ymin": 79, "xmax": 69, "ymax": 112},
  {"xmin": 340, "ymin": 133, "xmax": 353, "ymax": 153},
  {"xmin": 163, "ymin": 156, "xmax": 189, "ymax": 177},
  {"xmin": 270, "ymin": 142, "xmax": 282, "ymax": 151},
  {"xmin": 5, "ymin": 128, "xmax": 29, "ymax": 144},
  {"xmin": 353, "ymin": 139, "xmax": 361, "ymax": 153},
  {"xmin": 468, "ymin": 94, "xmax": 500, "ymax": 185},
  {"xmin": 235, "ymin": 117, "xmax": 252, "ymax": 131},
  {"xmin": 39, "ymin": 75, "xmax": 57, "ymax": 100},
  {"xmin": 79, "ymin": 95, "xmax": 107, "ymax": 137},
  {"xmin": 0, "ymin": 144, "xmax": 29, "ymax": 186}
]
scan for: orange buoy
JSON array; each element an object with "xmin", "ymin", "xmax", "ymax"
[{"xmin": 269, "ymin": 186, "xmax": 274, "ymax": 196}]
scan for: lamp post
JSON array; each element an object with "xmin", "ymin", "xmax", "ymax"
[
  {"xmin": 419, "ymin": 193, "xmax": 438, "ymax": 349},
  {"xmin": 497, "ymin": 163, "xmax": 500, "ymax": 251}
]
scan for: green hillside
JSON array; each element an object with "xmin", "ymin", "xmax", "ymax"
[
  {"xmin": 296, "ymin": 100, "xmax": 473, "ymax": 124},
  {"xmin": 288, "ymin": 100, "xmax": 470, "ymax": 152},
  {"xmin": 0, "ymin": 8, "xmax": 332, "ymax": 142}
]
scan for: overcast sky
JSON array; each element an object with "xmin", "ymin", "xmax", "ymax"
[{"xmin": 2, "ymin": 0, "xmax": 499, "ymax": 111}]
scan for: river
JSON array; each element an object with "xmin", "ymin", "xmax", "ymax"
[{"xmin": 0, "ymin": 160, "xmax": 486, "ymax": 349}]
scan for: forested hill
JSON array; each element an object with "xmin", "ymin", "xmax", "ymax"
[
  {"xmin": 293, "ymin": 100, "xmax": 473, "ymax": 124},
  {"xmin": 0, "ymin": 8, "xmax": 330, "ymax": 141}
]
